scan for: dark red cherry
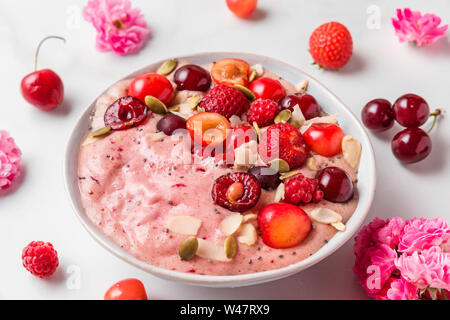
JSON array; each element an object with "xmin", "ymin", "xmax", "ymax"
[
  {"xmin": 156, "ymin": 113, "xmax": 186, "ymax": 136},
  {"xmin": 361, "ymin": 98, "xmax": 394, "ymax": 131},
  {"xmin": 248, "ymin": 166, "xmax": 280, "ymax": 190},
  {"xmin": 104, "ymin": 96, "xmax": 148, "ymax": 130},
  {"xmin": 393, "ymin": 94, "xmax": 430, "ymax": 127},
  {"xmin": 391, "ymin": 127, "xmax": 432, "ymax": 163},
  {"xmin": 279, "ymin": 94, "xmax": 320, "ymax": 120},
  {"xmin": 316, "ymin": 167, "xmax": 354, "ymax": 203},
  {"xmin": 174, "ymin": 64, "xmax": 211, "ymax": 92}
]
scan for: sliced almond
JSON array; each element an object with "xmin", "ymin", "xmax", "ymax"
[
  {"xmin": 196, "ymin": 238, "xmax": 231, "ymax": 262},
  {"xmin": 248, "ymin": 69, "xmax": 257, "ymax": 82},
  {"xmin": 274, "ymin": 182, "xmax": 285, "ymax": 202},
  {"xmin": 219, "ymin": 214, "xmax": 243, "ymax": 235},
  {"xmin": 296, "ymin": 80, "xmax": 309, "ymax": 93},
  {"xmin": 342, "ymin": 135, "xmax": 362, "ymax": 169},
  {"xmin": 242, "ymin": 213, "xmax": 257, "ymax": 223},
  {"xmin": 188, "ymin": 96, "xmax": 201, "ymax": 110},
  {"xmin": 237, "ymin": 223, "xmax": 257, "ymax": 246},
  {"xmin": 306, "ymin": 157, "xmax": 318, "ymax": 171},
  {"xmin": 279, "ymin": 169, "xmax": 301, "ymax": 180},
  {"xmin": 309, "ymin": 208, "xmax": 342, "ymax": 224},
  {"xmin": 168, "ymin": 215, "xmax": 202, "ymax": 235},
  {"xmin": 331, "ymin": 221, "xmax": 346, "ymax": 232},
  {"xmin": 82, "ymin": 135, "xmax": 99, "ymax": 147},
  {"xmin": 291, "ymin": 104, "xmax": 306, "ymax": 126},
  {"xmin": 229, "ymin": 115, "xmax": 245, "ymax": 128},
  {"xmin": 251, "ymin": 64, "xmax": 264, "ymax": 77},
  {"xmin": 234, "ymin": 140, "xmax": 258, "ymax": 168},
  {"xmin": 148, "ymin": 131, "xmax": 167, "ymax": 142},
  {"xmin": 300, "ymin": 113, "xmax": 338, "ymax": 134}
]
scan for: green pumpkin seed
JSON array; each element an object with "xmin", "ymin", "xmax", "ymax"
[
  {"xmin": 274, "ymin": 109, "xmax": 292, "ymax": 124},
  {"xmin": 188, "ymin": 96, "xmax": 201, "ymax": 110},
  {"xmin": 145, "ymin": 95, "xmax": 168, "ymax": 114},
  {"xmin": 234, "ymin": 84, "xmax": 255, "ymax": 101},
  {"xmin": 288, "ymin": 118, "xmax": 301, "ymax": 129},
  {"xmin": 178, "ymin": 237, "xmax": 198, "ymax": 261},
  {"xmin": 91, "ymin": 126, "xmax": 111, "ymax": 137},
  {"xmin": 268, "ymin": 158, "xmax": 290, "ymax": 173},
  {"xmin": 252, "ymin": 121, "xmax": 260, "ymax": 141},
  {"xmin": 224, "ymin": 236, "xmax": 237, "ymax": 259},
  {"xmin": 157, "ymin": 58, "xmax": 177, "ymax": 75},
  {"xmin": 248, "ymin": 69, "xmax": 257, "ymax": 83},
  {"xmin": 168, "ymin": 105, "xmax": 180, "ymax": 112},
  {"xmin": 279, "ymin": 169, "xmax": 301, "ymax": 180}
]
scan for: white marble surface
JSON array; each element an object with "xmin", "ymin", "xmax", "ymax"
[{"xmin": 0, "ymin": 0, "xmax": 449, "ymax": 299}]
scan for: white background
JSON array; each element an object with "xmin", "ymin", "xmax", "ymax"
[{"xmin": 1, "ymin": 0, "xmax": 449, "ymax": 300}]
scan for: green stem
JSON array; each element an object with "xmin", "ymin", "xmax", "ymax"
[
  {"xmin": 442, "ymin": 289, "xmax": 448, "ymax": 300},
  {"xmin": 427, "ymin": 109, "xmax": 442, "ymax": 134},
  {"xmin": 34, "ymin": 36, "xmax": 66, "ymax": 71}
]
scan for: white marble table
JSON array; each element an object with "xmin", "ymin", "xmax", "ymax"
[{"xmin": 1, "ymin": 0, "xmax": 449, "ymax": 299}]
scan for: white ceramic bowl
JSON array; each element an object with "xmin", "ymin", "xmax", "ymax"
[{"xmin": 64, "ymin": 52, "xmax": 376, "ymax": 287}]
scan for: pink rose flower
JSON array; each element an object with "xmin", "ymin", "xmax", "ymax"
[
  {"xmin": 395, "ymin": 246, "xmax": 450, "ymax": 291},
  {"xmin": 376, "ymin": 277, "xmax": 419, "ymax": 300},
  {"xmin": 374, "ymin": 217, "xmax": 406, "ymax": 249},
  {"xmin": 398, "ymin": 217, "xmax": 450, "ymax": 254},
  {"xmin": 83, "ymin": 0, "xmax": 150, "ymax": 56},
  {"xmin": 0, "ymin": 130, "xmax": 22, "ymax": 190},
  {"xmin": 353, "ymin": 217, "xmax": 387, "ymax": 260},
  {"xmin": 392, "ymin": 8, "xmax": 448, "ymax": 46}
]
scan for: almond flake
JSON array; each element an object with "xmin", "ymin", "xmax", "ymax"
[
  {"xmin": 331, "ymin": 221, "xmax": 346, "ymax": 232},
  {"xmin": 274, "ymin": 182, "xmax": 285, "ymax": 202},
  {"xmin": 229, "ymin": 115, "xmax": 245, "ymax": 128},
  {"xmin": 237, "ymin": 223, "xmax": 258, "ymax": 246},
  {"xmin": 148, "ymin": 131, "xmax": 167, "ymax": 142},
  {"xmin": 291, "ymin": 104, "xmax": 306, "ymax": 126},
  {"xmin": 219, "ymin": 214, "xmax": 243, "ymax": 235},
  {"xmin": 242, "ymin": 213, "xmax": 257, "ymax": 223},
  {"xmin": 342, "ymin": 135, "xmax": 362, "ymax": 169},
  {"xmin": 168, "ymin": 215, "xmax": 202, "ymax": 235},
  {"xmin": 251, "ymin": 64, "xmax": 264, "ymax": 77},
  {"xmin": 234, "ymin": 140, "xmax": 258, "ymax": 168},
  {"xmin": 308, "ymin": 208, "xmax": 342, "ymax": 224},
  {"xmin": 81, "ymin": 135, "xmax": 98, "ymax": 147},
  {"xmin": 300, "ymin": 114, "xmax": 338, "ymax": 134},
  {"xmin": 296, "ymin": 80, "xmax": 309, "ymax": 93},
  {"xmin": 196, "ymin": 238, "xmax": 231, "ymax": 262},
  {"xmin": 306, "ymin": 157, "xmax": 318, "ymax": 171}
]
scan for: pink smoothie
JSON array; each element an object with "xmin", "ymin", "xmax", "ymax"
[{"xmin": 78, "ymin": 62, "xmax": 359, "ymax": 276}]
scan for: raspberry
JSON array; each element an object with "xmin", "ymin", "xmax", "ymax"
[
  {"xmin": 22, "ymin": 241, "xmax": 59, "ymax": 278},
  {"xmin": 259, "ymin": 122, "xmax": 309, "ymax": 170},
  {"xmin": 199, "ymin": 84, "xmax": 250, "ymax": 119},
  {"xmin": 212, "ymin": 172, "xmax": 261, "ymax": 212},
  {"xmin": 247, "ymin": 99, "xmax": 279, "ymax": 127},
  {"xmin": 284, "ymin": 173, "xmax": 324, "ymax": 205}
]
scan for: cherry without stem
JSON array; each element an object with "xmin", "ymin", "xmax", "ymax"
[{"xmin": 361, "ymin": 98, "xmax": 394, "ymax": 132}]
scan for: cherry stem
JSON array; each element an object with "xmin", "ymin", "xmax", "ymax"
[
  {"xmin": 427, "ymin": 109, "xmax": 442, "ymax": 134},
  {"xmin": 34, "ymin": 36, "xmax": 66, "ymax": 71}
]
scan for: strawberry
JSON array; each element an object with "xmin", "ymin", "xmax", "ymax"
[
  {"xmin": 309, "ymin": 21, "xmax": 353, "ymax": 70},
  {"xmin": 199, "ymin": 84, "xmax": 250, "ymax": 119},
  {"xmin": 258, "ymin": 123, "xmax": 308, "ymax": 170},
  {"xmin": 247, "ymin": 99, "xmax": 279, "ymax": 127}
]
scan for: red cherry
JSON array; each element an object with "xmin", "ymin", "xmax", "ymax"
[
  {"xmin": 316, "ymin": 167, "xmax": 354, "ymax": 203},
  {"xmin": 226, "ymin": 0, "xmax": 258, "ymax": 18},
  {"xmin": 361, "ymin": 98, "xmax": 394, "ymax": 132},
  {"xmin": 229, "ymin": 125, "xmax": 257, "ymax": 149},
  {"xmin": 393, "ymin": 94, "xmax": 430, "ymax": 128},
  {"xmin": 391, "ymin": 127, "xmax": 432, "ymax": 163},
  {"xmin": 279, "ymin": 94, "xmax": 321, "ymax": 120},
  {"xmin": 257, "ymin": 203, "xmax": 311, "ymax": 249},
  {"xmin": 128, "ymin": 73, "xmax": 174, "ymax": 106},
  {"xmin": 249, "ymin": 77, "xmax": 286, "ymax": 101},
  {"xmin": 303, "ymin": 123, "xmax": 345, "ymax": 157},
  {"xmin": 104, "ymin": 278, "xmax": 148, "ymax": 300},
  {"xmin": 20, "ymin": 36, "xmax": 65, "ymax": 111}
]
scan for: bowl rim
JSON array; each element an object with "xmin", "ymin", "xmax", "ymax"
[{"xmin": 63, "ymin": 51, "xmax": 376, "ymax": 287}]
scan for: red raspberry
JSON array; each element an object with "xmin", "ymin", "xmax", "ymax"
[
  {"xmin": 199, "ymin": 84, "xmax": 250, "ymax": 119},
  {"xmin": 247, "ymin": 99, "xmax": 279, "ymax": 127},
  {"xmin": 284, "ymin": 173, "xmax": 324, "ymax": 205},
  {"xmin": 259, "ymin": 122, "xmax": 309, "ymax": 170},
  {"xmin": 22, "ymin": 241, "xmax": 59, "ymax": 278},
  {"xmin": 309, "ymin": 21, "xmax": 353, "ymax": 70}
]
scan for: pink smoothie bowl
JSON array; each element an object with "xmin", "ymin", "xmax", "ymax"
[{"xmin": 63, "ymin": 52, "xmax": 376, "ymax": 287}]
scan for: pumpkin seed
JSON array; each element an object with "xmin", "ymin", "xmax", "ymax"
[
  {"xmin": 188, "ymin": 96, "xmax": 201, "ymax": 110},
  {"xmin": 157, "ymin": 58, "xmax": 177, "ymax": 75},
  {"xmin": 279, "ymin": 169, "xmax": 301, "ymax": 180},
  {"xmin": 145, "ymin": 95, "xmax": 168, "ymax": 114},
  {"xmin": 197, "ymin": 106, "xmax": 206, "ymax": 113},
  {"xmin": 274, "ymin": 109, "xmax": 292, "ymax": 124},
  {"xmin": 178, "ymin": 237, "xmax": 198, "ymax": 261},
  {"xmin": 234, "ymin": 84, "xmax": 255, "ymax": 100},
  {"xmin": 91, "ymin": 126, "xmax": 111, "ymax": 137},
  {"xmin": 252, "ymin": 121, "xmax": 260, "ymax": 140},
  {"xmin": 268, "ymin": 158, "xmax": 290, "ymax": 173},
  {"xmin": 224, "ymin": 236, "xmax": 237, "ymax": 259},
  {"xmin": 168, "ymin": 105, "xmax": 180, "ymax": 112},
  {"xmin": 288, "ymin": 118, "xmax": 301, "ymax": 129},
  {"xmin": 248, "ymin": 69, "xmax": 257, "ymax": 82}
]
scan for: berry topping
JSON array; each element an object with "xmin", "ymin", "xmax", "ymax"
[
  {"xmin": 229, "ymin": 125, "xmax": 257, "ymax": 149},
  {"xmin": 173, "ymin": 64, "xmax": 211, "ymax": 92},
  {"xmin": 279, "ymin": 94, "xmax": 321, "ymax": 120},
  {"xmin": 211, "ymin": 58, "xmax": 250, "ymax": 87},
  {"xmin": 156, "ymin": 113, "xmax": 186, "ymax": 136},
  {"xmin": 186, "ymin": 112, "xmax": 231, "ymax": 146},
  {"xmin": 104, "ymin": 279, "xmax": 148, "ymax": 300},
  {"xmin": 249, "ymin": 77, "xmax": 286, "ymax": 101},
  {"xmin": 391, "ymin": 127, "xmax": 432, "ymax": 163},
  {"xmin": 259, "ymin": 123, "xmax": 309, "ymax": 170},
  {"xmin": 226, "ymin": 0, "xmax": 257, "ymax": 18},
  {"xmin": 104, "ymin": 96, "xmax": 148, "ymax": 130},
  {"xmin": 247, "ymin": 99, "xmax": 280, "ymax": 127},
  {"xmin": 258, "ymin": 203, "xmax": 311, "ymax": 249},
  {"xmin": 199, "ymin": 84, "xmax": 250, "ymax": 118},
  {"xmin": 309, "ymin": 21, "xmax": 353, "ymax": 70},
  {"xmin": 393, "ymin": 94, "xmax": 430, "ymax": 127},
  {"xmin": 22, "ymin": 241, "xmax": 59, "ymax": 278},
  {"xmin": 303, "ymin": 123, "xmax": 344, "ymax": 157},
  {"xmin": 247, "ymin": 166, "xmax": 281, "ymax": 190},
  {"xmin": 361, "ymin": 98, "xmax": 394, "ymax": 132},
  {"xmin": 128, "ymin": 73, "xmax": 174, "ymax": 106},
  {"xmin": 212, "ymin": 172, "xmax": 261, "ymax": 212},
  {"xmin": 316, "ymin": 167, "xmax": 354, "ymax": 203},
  {"xmin": 284, "ymin": 173, "xmax": 324, "ymax": 205}
]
